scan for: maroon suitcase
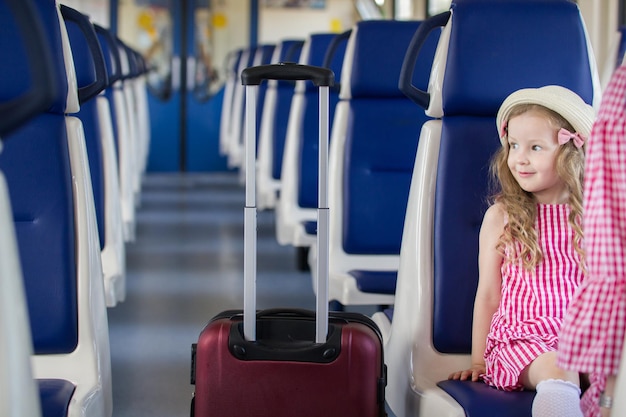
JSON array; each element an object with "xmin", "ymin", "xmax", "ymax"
[{"xmin": 190, "ymin": 63, "xmax": 386, "ymax": 417}]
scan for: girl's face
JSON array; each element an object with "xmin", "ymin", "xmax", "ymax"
[{"xmin": 506, "ymin": 110, "xmax": 567, "ymax": 204}]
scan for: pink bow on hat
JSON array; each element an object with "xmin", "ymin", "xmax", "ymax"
[{"xmin": 557, "ymin": 128, "xmax": 585, "ymax": 148}]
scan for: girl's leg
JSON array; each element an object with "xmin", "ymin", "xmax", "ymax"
[
  {"xmin": 521, "ymin": 352, "xmax": 582, "ymax": 417},
  {"xmin": 521, "ymin": 351, "xmax": 580, "ymax": 388}
]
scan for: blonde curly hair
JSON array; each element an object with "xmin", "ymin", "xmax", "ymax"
[{"xmin": 491, "ymin": 104, "xmax": 585, "ymax": 271}]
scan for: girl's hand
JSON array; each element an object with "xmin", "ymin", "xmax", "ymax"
[{"xmin": 448, "ymin": 364, "xmax": 485, "ymax": 382}]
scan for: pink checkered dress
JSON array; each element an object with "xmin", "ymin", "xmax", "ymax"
[
  {"xmin": 482, "ymin": 204, "xmax": 584, "ymax": 391},
  {"xmin": 558, "ymin": 65, "xmax": 626, "ymax": 417}
]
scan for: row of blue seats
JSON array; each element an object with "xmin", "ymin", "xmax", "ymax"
[
  {"xmin": 218, "ymin": 1, "xmax": 626, "ymax": 416},
  {"xmin": 220, "ymin": 23, "xmax": 434, "ymax": 310},
  {"xmin": 0, "ymin": 1, "xmax": 150, "ymax": 416}
]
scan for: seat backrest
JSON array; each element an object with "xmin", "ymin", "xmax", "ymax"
[
  {"xmin": 1, "ymin": 0, "xmax": 79, "ymax": 356},
  {"xmin": 385, "ymin": 1, "xmax": 600, "ymax": 416},
  {"xmin": 219, "ymin": 48, "xmax": 243, "ymax": 155},
  {"xmin": 295, "ymin": 33, "xmax": 345, "ymax": 209},
  {"xmin": 331, "ymin": 20, "xmax": 438, "ymax": 257},
  {"xmin": 252, "ymin": 44, "xmax": 276, "ymax": 135},
  {"xmin": 261, "ymin": 39, "xmax": 304, "ymax": 179},
  {"xmin": 274, "ymin": 32, "xmax": 346, "ymax": 246},
  {"xmin": 225, "ymin": 46, "xmax": 258, "ymax": 167},
  {"xmin": 62, "ymin": 5, "xmax": 108, "ymax": 251},
  {"xmin": 94, "ymin": 24, "xmax": 122, "ymax": 154},
  {"xmin": 272, "ymin": 40, "xmax": 305, "ymax": 179},
  {"xmin": 256, "ymin": 39, "xmax": 304, "ymax": 210}
]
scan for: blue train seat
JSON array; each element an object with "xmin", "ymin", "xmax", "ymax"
[
  {"xmin": 115, "ymin": 37, "xmax": 143, "ymax": 210},
  {"xmin": 0, "ymin": 1, "xmax": 57, "ymax": 416},
  {"xmin": 0, "ymin": 0, "xmax": 112, "ymax": 416},
  {"xmin": 380, "ymin": 1, "xmax": 600, "ymax": 416},
  {"xmin": 117, "ymin": 39, "xmax": 149, "ymax": 208},
  {"xmin": 95, "ymin": 26, "xmax": 136, "ymax": 242},
  {"xmin": 275, "ymin": 32, "xmax": 344, "ymax": 247},
  {"xmin": 219, "ymin": 48, "xmax": 243, "ymax": 156},
  {"xmin": 62, "ymin": 5, "xmax": 126, "ymax": 307},
  {"xmin": 290, "ymin": 30, "xmax": 350, "ymax": 245},
  {"xmin": 132, "ymin": 48, "xmax": 150, "ymax": 185},
  {"xmin": 307, "ymin": 20, "xmax": 439, "ymax": 308},
  {"xmin": 225, "ymin": 45, "xmax": 263, "ymax": 169},
  {"xmin": 234, "ymin": 44, "xmax": 276, "ymax": 180},
  {"xmin": 257, "ymin": 39, "xmax": 305, "ymax": 210}
]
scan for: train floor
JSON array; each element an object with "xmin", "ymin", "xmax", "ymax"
[{"xmin": 107, "ymin": 172, "xmax": 394, "ymax": 417}]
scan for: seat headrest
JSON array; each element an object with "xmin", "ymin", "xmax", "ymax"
[
  {"xmin": 0, "ymin": 0, "xmax": 57, "ymax": 137},
  {"xmin": 298, "ymin": 33, "xmax": 337, "ymax": 93},
  {"xmin": 255, "ymin": 44, "xmax": 276, "ymax": 66},
  {"xmin": 428, "ymin": 0, "xmax": 598, "ymax": 117},
  {"xmin": 62, "ymin": 5, "xmax": 108, "ymax": 103},
  {"xmin": 31, "ymin": 0, "xmax": 80, "ymax": 114},
  {"xmin": 94, "ymin": 24, "xmax": 119, "ymax": 84},
  {"xmin": 342, "ymin": 20, "xmax": 437, "ymax": 100},
  {"xmin": 278, "ymin": 39, "xmax": 305, "ymax": 63}
]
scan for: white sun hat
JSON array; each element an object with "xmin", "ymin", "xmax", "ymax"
[{"xmin": 496, "ymin": 85, "xmax": 596, "ymax": 146}]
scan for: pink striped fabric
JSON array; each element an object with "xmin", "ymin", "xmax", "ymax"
[
  {"xmin": 483, "ymin": 204, "xmax": 584, "ymax": 390},
  {"xmin": 558, "ymin": 65, "xmax": 626, "ymax": 417}
]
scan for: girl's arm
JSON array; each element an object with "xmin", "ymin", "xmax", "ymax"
[{"xmin": 449, "ymin": 203, "xmax": 504, "ymax": 381}]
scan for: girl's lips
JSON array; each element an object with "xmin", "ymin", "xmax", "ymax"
[{"xmin": 517, "ymin": 171, "xmax": 534, "ymax": 178}]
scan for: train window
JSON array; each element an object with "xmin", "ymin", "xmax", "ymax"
[{"xmin": 427, "ymin": 0, "xmax": 451, "ymax": 17}]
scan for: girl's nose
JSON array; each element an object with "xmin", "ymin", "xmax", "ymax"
[{"xmin": 513, "ymin": 149, "xmax": 529, "ymax": 164}]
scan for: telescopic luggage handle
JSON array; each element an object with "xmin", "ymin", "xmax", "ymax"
[
  {"xmin": 241, "ymin": 62, "xmax": 334, "ymax": 87},
  {"xmin": 241, "ymin": 63, "xmax": 334, "ymax": 344}
]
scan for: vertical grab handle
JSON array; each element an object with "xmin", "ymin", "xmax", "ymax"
[
  {"xmin": 398, "ymin": 11, "xmax": 450, "ymax": 109},
  {"xmin": 241, "ymin": 63, "xmax": 334, "ymax": 342}
]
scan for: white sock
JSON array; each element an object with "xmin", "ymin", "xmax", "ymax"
[{"xmin": 531, "ymin": 379, "xmax": 582, "ymax": 417}]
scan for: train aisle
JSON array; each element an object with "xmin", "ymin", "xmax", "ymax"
[{"xmin": 107, "ymin": 173, "xmax": 318, "ymax": 416}]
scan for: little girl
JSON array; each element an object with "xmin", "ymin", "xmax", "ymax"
[{"xmin": 449, "ymin": 85, "xmax": 596, "ymax": 417}]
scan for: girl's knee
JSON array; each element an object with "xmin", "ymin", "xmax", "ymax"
[{"xmin": 523, "ymin": 352, "xmax": 579, "ymax": 389}]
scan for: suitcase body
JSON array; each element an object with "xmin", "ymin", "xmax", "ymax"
[
  {"xmin": 192, "ymin": 310, "xmax": 386, "ymax": 417},
  {"xmin": 191, "ymin": 63, "xmax": 386, "ymax": 416}
]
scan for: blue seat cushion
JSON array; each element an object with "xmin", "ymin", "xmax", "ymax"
[
  {"xmin": 432, "ymin": 117, "xmax": 499, "ymax": 354},
  {"xmin": 383, "ymin": 307, "xmax": 394, "ymax": 322},
  {"xmin": 38, "ymin": 379, "xmax": 75, "ymax": 417},
  {"xmin": 0, "ymin": 114, "xmax": 78, "ymax": 354},
  {"xmin": 271, "ymin": 40, "xmax": 304, "ymax": 180},
  {"xmin": 302, "ymin": 220, "xmax": 317, "ymax": 236},
  {"xmin": 437, "ymin": 380, "xmax": 534, "ymax": 417},
  {"xmin": 348, "ymin": 270, "xmax": 397, "ymax": 295},
  {"xmin": 342, "ymin": 100, "xmax": 426, "ymax": 255},
  {"xmin": 297, "ymin": 34, "xmax": 342, "ymax": 209}
]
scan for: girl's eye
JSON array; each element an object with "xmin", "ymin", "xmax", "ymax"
[
  {"xmin": 532, "ymin": 145, "xmax": 542, "ymax": 151},
  {"xmin": 509, "ymin": 143, "xmax": 518, "ymax": 149}
]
